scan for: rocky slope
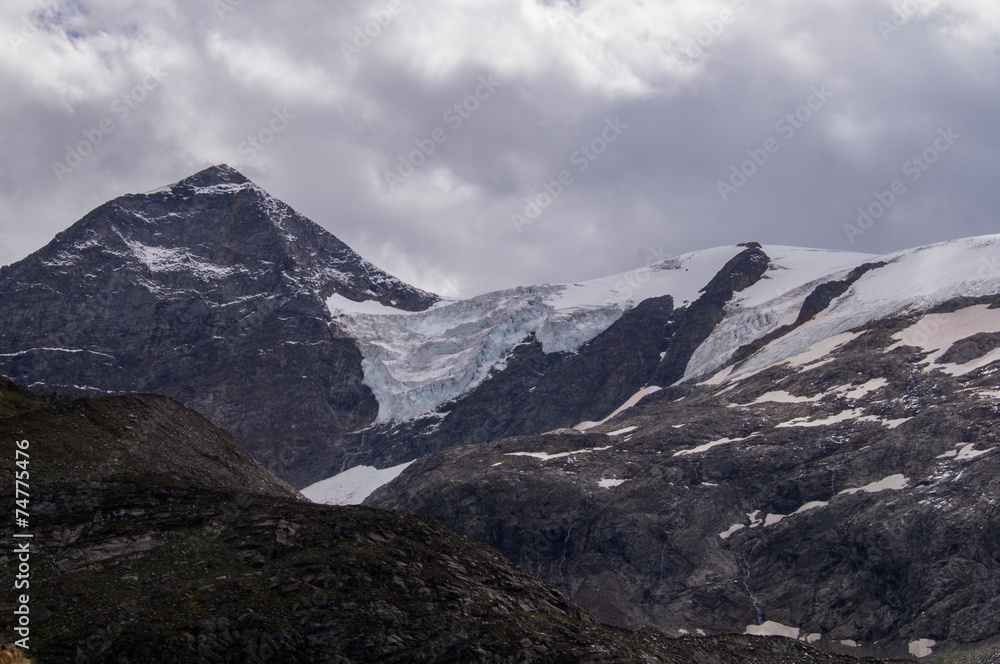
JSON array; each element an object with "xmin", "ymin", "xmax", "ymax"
[
  {"xmin": 0, "ymin": 378, "xmax": 902, "ymax": 664},
  {"xmin": 369, "ymin": 269, "xmax": 1000, "ymax": 660},
  {"xmin": 0, "ymin": 165, "xmax": 436, "ymax": 487}
]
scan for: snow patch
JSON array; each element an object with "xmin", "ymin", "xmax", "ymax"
[
  {"xmin": 908, "ymin": 639, "xmax": 936, "ymax": 658},
  {"xmin": 776, "ymin": 409, "xmax": 863, "ymax": 428},
  {"xmin": 607, "ymin": 426, "xmax": 638, "ymax": 436},
  {"xmin": 700, "ymin": 365, "xmax": 734, "ymax": 386},
  {"xmin": 839, "ymin": 474, "xmax": 908, "ymax": 495},
  {"xmin": 598, "ymin": 478, "xmax": 626, "ymax": 488},
  {"xmin": 576, "ymin": 386, "xmax": 661, "ymax": 430},
  {"xmin": 744, "ymin": 621, "xmax": 800, "ymax": 639},
  {"xmin": 736, "ymin": 501, "xmax": 828, "ymax": 535},
  {"xmin": 506, "ymin": 445, "xmax": 613, "ymax": 461},
  {"xmin": 843, "ymin": 378, "xmax": 888, "ymax": 399},
  {"xmin": 674, "ymin": 436, "xmax": 750, "ymax": 457},
  {"xmin": 784, "ymin": 332, "xmax": 863, "ymax": 368},
  {"xmin": 940, "ymin": 443, "xmax": 995, "ymax": 460},
  {"xmin": 327, "ymin": 293, "xmax": 410, "ymax": 315},
  {"xmin": 751, "ymin": 390, "xmax": 821, "ymax": 404},
  {"xmin": 890, "ymin": 304, "xmax": 1000, "ymax": 376},
  {"xmin": 719, "ymin": 523, "xmax": 745, "ymax": 539},
  {"xmin": 794, "ymin": 500, "xmax": 829, "ymax": 514},
  {"xmin": 301, "ymin": 461, "xmax": 414, "ymax": 506}
]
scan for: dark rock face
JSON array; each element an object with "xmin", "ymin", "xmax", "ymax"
[
  {"xmin": 649, "ymin": 242, "xmax": 769, "ymax": 386},
  {"xmin": 0, "ymin": 165, "xmax": 436, "ymax": 487},
  {"xmin": 369, "ymin": 300, "xmax": 1000, "ymax": 660},
  {"xmin": 938, "ymin": 331, "xmax": 1000, "ymax": 364},
  {"xmin": 0, "ymin": 379, "xmax": 898, "ymax": 664}
]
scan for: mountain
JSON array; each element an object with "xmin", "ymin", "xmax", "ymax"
[
  {"xmin": 367, "ymin": 237, "xmax": 1000, "ymax": 660},
  {"xmin": 0, "ymin": 378, "xmax": 901, "ymax": 664},
  {"xmin": 0, "ymin": 165, "xmax": 875, "ymax": 487},
  {"xmin": 3, "ymin": 165, "xmax": 1000, "ymax": 660},
  {"xmin": 0, "ymin": 165, "xmax": 436, "ymax": 487}
]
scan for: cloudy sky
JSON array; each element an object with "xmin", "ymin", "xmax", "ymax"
[{"xmin": 1, "ymin": 0, "xmax": 998, "ymax": 297}]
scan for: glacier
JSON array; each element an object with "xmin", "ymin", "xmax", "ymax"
[{"xmin": 330, "ymin": 246, "xmax": 749, "ymax": 422}]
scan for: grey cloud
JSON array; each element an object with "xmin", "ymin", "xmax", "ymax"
[{"xmin": 0, "ymin": 0, "xmax": 996, "ymax": 298}]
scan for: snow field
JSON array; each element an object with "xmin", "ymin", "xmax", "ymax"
[{"xmin": 301, "ymin": 461, "xmax": 414, "ymax": 505}]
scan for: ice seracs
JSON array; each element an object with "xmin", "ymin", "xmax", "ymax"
[{"xmin": 338, "ymin": 246, "xmax": 755, "ymax": 422}]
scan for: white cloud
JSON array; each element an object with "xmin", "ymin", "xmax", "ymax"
[{"xmin": 205, "ymin": 32, "xmax": 342, "ymax": 105}]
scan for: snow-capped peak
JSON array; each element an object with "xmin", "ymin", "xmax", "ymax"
[{"xmin": 686, "ymin": 235, "xmax": 1000, "ymax": 383}]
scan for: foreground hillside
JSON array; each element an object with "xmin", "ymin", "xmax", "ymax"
[{"xmin": 0, "ymin": 378, "xmax": 901, "ymax": 663}]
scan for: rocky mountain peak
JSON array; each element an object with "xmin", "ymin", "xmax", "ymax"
[
  {"xmin": 9, "ymin": 164, "xmax": 438, "ymax": 312},
  {"xmin": 173, "ymin": 162, "xmax": 250, "ymax": 188},
  {"xmin": 0, "ymin": 165, "xmax": 440, "ymax": 486}
]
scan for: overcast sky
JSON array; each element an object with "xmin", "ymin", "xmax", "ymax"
[{"xmin": 0, "ymin": 0, "xmax": 997, "ymax": 297}]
